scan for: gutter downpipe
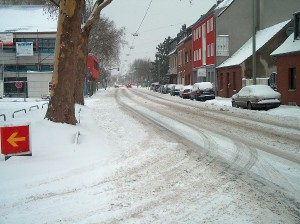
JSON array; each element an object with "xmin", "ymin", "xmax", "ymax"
[{"xmin": 252, "ymin": 0, "xmax": 257, "ymax": 85}]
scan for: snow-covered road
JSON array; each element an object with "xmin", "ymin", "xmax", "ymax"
[
  {"xmin": 113, "ymin": 87, "xmax": 300, "ymax": 221},
  {"xmin": 1, "ymin": 87, "xmax": 300, "ymax": 223}
]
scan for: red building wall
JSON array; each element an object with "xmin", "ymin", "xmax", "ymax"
[
  {"xmin": 192, "ymin": 14, "xmax": 215, "ymax": 69},
  {"xmin": 276, "ymin": 54, "xmax": 300, "ymax": 105},
  {"xmin": 177, "ymin": 37, "xmax": 193, "ymax": 85}
]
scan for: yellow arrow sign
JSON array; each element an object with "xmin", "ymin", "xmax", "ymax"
[{"xmin": 7, "ymin": 132, "xmax": 26, "ymax": 147}]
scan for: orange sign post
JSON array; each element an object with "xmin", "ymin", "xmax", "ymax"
[{"xmin": 0, "ymin": 124, "xmax": 31, "ymax": 160}]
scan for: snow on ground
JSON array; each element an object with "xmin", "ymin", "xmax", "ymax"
[{"xmin": 0, "ymin": 88, "xmax": 300, "ymax": 223}]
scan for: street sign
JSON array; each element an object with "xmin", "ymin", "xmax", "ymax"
[
  {"xmin": 15, "ymin": 81, "xmax": 23, "ymax": 89},
  {"xmin": 0, "ymin": 124, "xmax": 31, "ymax": 156}
]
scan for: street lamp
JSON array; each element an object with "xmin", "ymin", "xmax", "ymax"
[{"xmin": 155, "ymin": 53, "xmax": 161, "ymax": 83}]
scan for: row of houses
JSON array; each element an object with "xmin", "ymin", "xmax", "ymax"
[{"xmin": 167, "ymin": 0, "xmax": 300, "ymax": 105}]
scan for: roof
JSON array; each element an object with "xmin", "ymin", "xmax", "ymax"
[
  {"xmin": 0, "ymin": 5, "xmax": 57, "ymax": 33},
  {"xmin": 217, "ymin": 20, "xmax": 290, "ymax": 68},
  {"xmin": 271, "ymin": 33, "xmax": 300, "ymax": 56},
  {"xmin": 216, "ymin": 0, "xmax": 235, "ymax": 17}
]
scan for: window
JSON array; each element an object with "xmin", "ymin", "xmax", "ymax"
[
  {"xmin": 289, "ymin": 67, "xmax": 296, "ymax": 90},
  {"xmin": 211, "ymin": 43, "xmax": 214, "ymax": 56},
  {"xmin": 216, "ymin": 35, "xmax": 229, "ymax": 56},
  {"xmin": 210, "ymin": 18, "xmax": 214, "ymax": 31},
  {"xmin": 198, "ymin": 27, "xmax": 201, "ymax": 38},
  {"xmin": 4, "ymin": 65, "xmax": 37, "ymax": 72},
  {"xmin": 41, "ymin": 65, "xmax": 54, "ymax": 71},
  {"xmin": 185, "ymin": 51, "xmax": 189, "ymax": 63},
  {"xmin": 207, "ymin": 44, "xmax": 210, "ymax": 57},
  {"xmin": 178, "ymin": 50, "xmax": 182, "ymax": 66},
  {"xmin": 199, "ymin": 49, "xmax": 201, "ymax": 60},
  {"xmin": 38, "ymin": 38, "xmax": 56, "ymax": 53},
  {"xmin": 207, "ymin": 20, "xmax": 210, "ymax": 33}
]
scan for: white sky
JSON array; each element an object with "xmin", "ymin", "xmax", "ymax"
[
  {"xmin": 102, "ymin": 0, "xmax": 216, "ymax": 74},
  {"xmin": 1, "ymin": 88, "xmax": 300, "ymax": 222}
]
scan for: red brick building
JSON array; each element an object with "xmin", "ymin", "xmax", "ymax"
[
  {"xmin": 177, "ymin": 25, "xmax": 193, "ymax": 85},
  {"xmin": 271, "ymin": 12, "xmax": 300, "ymax": 105}
]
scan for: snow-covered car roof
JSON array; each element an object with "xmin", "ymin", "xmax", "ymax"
[
  {"xmin": 194, "ymin": 82, "xmax": 214, "ymax": 90},
  {"xmin": 182, "ymin": 85, "xmax": 193, "ymax": 89},
  {"xmin": 236, "ymin": 85, "xmax": 281, "ymax": 99}
]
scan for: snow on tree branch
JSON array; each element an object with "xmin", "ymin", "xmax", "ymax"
[{"xmin": 83, "ymin": 0, "xmax": 112, "ymax": 32}]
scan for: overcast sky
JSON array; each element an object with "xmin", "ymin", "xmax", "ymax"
[{"xmin": 102, "ymin": 0, "xmax": 216, "ymax": 74}]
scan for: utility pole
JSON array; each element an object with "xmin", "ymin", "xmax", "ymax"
[{"xmin": 252, "ymin": 0, "xmax": 257, "ymax": 85}]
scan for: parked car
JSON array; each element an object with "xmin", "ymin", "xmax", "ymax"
[
  {"xmin": 150, "ymin": 82, "xmax": 159, "ymax": 91},
  {"xmin": 165, "ymin": 84, "xmax": 176, "ymax": 94},
  {"xmin": 231, "ymin": 85, "xmax": 281, "ymax": 110},
  {"xmin": 170, "ymin": 84, "xmax": 184, "ymax": 96},
  {"xmin": 179, "ymin": 85, "xmax": 193, "ymax": 99},
  {"xmin": 190, "ymin": 82, "xmax": 215, "ymax": 101},
  {"xmin": 154, "ymin": 84, "xmax": 161, "ymax": 92},
  {"xmin": 126, "ymin": 83, "xmax": 132, "ymax": 88}
]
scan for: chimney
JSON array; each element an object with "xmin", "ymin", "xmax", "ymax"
[{"xmin": 294, "ymin": 11, "xmax": 300, "ymax": 40}]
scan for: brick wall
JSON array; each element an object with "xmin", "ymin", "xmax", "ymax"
[{"xmin": 276, "ymin": 54, "xmax": 300, "ymax": 105}]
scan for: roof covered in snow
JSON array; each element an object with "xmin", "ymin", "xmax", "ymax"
[
  {"xmin": 271, "ymin": 33, "xmax": 300, "ymax": 56},
  {"xmin": 217, "ymin": 20, "xmax": 290, "ymax": 68},
  {"xmin": 0, "ymin": 5, "xmax": 57, "ymax": 33},
  {"xmin": 216, "ymin": 0, "xmax": 234, "ymax": 16}
]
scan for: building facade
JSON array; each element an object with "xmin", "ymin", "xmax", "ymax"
[
  {"xmin": 1, "ymin": 32, "xmax": 56, "ymax": 97},
  {"xmin": 177, "ymin": 25, "xmax": 193, "ymax": 85},
  {"xmin": 215, "ymin": 0, "xmax": 300, "ymax": 97},
  {"xmin": 167, "ymin": 37, "xmax": 178, "ymax": 84},
  {"xmin": 192, "ymin": 12, "xmax": 216, "ymax": 84},
  {"xmin": 271, "ymin": 12, "xmax": 300, "ymax": 106}
]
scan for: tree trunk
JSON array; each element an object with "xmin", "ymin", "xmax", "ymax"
[
  {"xmin": 45, "ymin": 0, "xmax": 84, "ymax": 125},
  {"xmin": 74, "ymin": 0, "xmax": 113, "ymax": 104},
  {"xmin": 74, "ymin": 31, "xmax": 88, "ymax": 105}
]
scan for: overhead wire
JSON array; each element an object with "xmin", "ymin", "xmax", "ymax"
[{"xmin": 126, "ymin": 0, "xmax": 153, "ymax": 60}]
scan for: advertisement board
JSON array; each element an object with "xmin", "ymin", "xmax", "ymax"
[
  {"xmin": 197, "ymin": 68, "xmax": 207, "ymax": 77},
  {"xmin": 16, "ymin": 42, "xmax": 34, "ymax": 56},
  {"xmin": 0, "ymin": 33, "xmax": 13, "ymax": 45}
]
